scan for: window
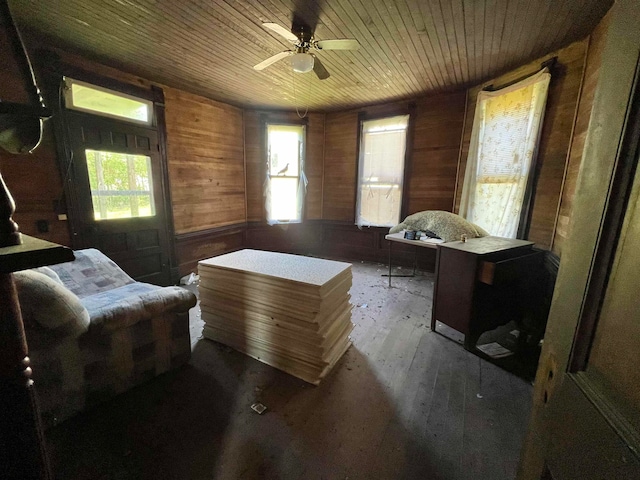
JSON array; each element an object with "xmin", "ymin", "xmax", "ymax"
[
  {"xmin": 460, "ymin": 69, "xmax": 551, "ymax": 237},
  {"xmin": 64, "ymin": 78, "xmax": 153, "ymax": 125},
  {"xmin": 265, "ymin": 124, "xmax": 306, "ymax": 223},
  {"xmin": 356, "ymin": 115, "xmax": 409, "ymax": 227},
  {"xmin": 85, "ymin": 149, "xmax": 155, "ymax": 220}
]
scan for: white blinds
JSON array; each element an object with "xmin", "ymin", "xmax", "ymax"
[{"xmin": 356, "ymin": 115, "xmax": 409, "ymax": 227}]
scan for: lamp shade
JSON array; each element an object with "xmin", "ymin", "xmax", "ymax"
[{"xmin": 291, "ymin": 53, "xmax": 314, "ymax": 73}]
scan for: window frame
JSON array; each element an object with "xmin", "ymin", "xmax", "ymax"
[
  {"xmin": 84, "ymin": 148, "xmax": 157, "ymax": 221},
  {"xmin": 64, "ymin": 77, "xmax": 154, "ymax": 126},
  {"xmin": 264, "ymin": 121, "xmax": 307, "ymax": 224},
  {"xmin": 354, "ymin": 108, "xmax": 414, "ymax": 228}
]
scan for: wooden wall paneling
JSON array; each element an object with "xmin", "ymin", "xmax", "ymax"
[
  {"xmin": 319, "ymin": 223, "xmax": 437, "ymax": 270},
  {"xmin": 244, "ymin": 110, "xmax": 264, "ymax": 222},
  {"xmin": 552, "ymin": 11, "xmax": 612, "ymax": 256},
  {"xmin": 526, "ymin": 40, "xmax": 588, "ymax": 249},
  {"xmin": 454, "ymin": 38, "xmax": 589, "ymax": 250},
  {"xmin": 323, "ymin": 111, "xmax": 359, "ymax": 221},
  {"xmin": 305, "ymin": 112, "xmax": 326, "ymax": 220},
  {"xmin": 164, "ymin": 87, "xmax": 246, "ymax": 235},
  {"xmin": 0, "ymin": 24, "xmax": 32, "ymax": 104},
  {"xmin": 408, "ymin": 91, "xmax": 466, "ymax": 214},
  {"xmin": 175, "ymin": 226, "xmax": 245, "ymax": 276},
  {"xmin": 245, "ymin": 222, "xmax": 324, "ymax": 255},
  {"xmin": 0, "ymin": 125, "xmax": 71, "ymax": 247}
]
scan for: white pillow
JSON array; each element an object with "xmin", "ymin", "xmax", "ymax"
[{"xmin": 14, "ymin": 270, "xmax": 90, "ymax": 337}]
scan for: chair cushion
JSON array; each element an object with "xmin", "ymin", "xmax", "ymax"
[
  {"xmin": 83, "ymin": 283, "xmax": 198, "ymax": 334},
  {"xmin": 14, "ymin": 270, "xmax": 90, "ymax": 345},
  {"xmin": 49, "ymin": 248, "xmax": 135, "ymax": 298}
]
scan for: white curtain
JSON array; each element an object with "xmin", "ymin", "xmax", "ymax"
[
  {"xmin": 356, "ymin": 115, "xmax": 409, "ymax": 227},
  {"xmin": 459, "ymin": 69, "xmax": 551, "ymax": 238}
]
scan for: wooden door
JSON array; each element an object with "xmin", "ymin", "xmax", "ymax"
[
  {"xmin": 64, "ymin": 111, "xmax": 172, "ymax": 285},
  {"xmin": 518, "ymin": 1, "xmax": 640, "ymax": 478}
]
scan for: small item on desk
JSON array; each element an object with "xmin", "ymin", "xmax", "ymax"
[
  {"xmin": 461, "ymin": 234, "xmax": 468, "ymax": 243},
  {"xmin": 404, "ymin": 230, "xmax": 416, "ymax": 240},
  {"xmin": 421, "ymin": 237, "xmax": 445, "ymax": 244},
  {"xmin": 415, "ymin": 231, "xmax": 423, "ymax": 239}
]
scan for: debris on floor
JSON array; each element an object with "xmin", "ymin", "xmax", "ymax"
[
  {"xmin": 477, "ymin": 342, "xmax": 514, "ymax": 359},
  {"xmin": 179, "ymin": 272, "xmax": 199, "ymax": 285},
  {"xmin": 251, "ymin": 402, "xmax": 267, "ymax": 415}
]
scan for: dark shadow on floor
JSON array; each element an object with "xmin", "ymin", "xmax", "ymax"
[
  {"xmin": 46, "ymin": 340, "xmax": 442, "ymax": 480},
  {"xmin": 45, "ymin": 260, "xmax": 532, "ymax": 480}
]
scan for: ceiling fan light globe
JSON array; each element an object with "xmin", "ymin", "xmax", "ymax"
[{"xmin": 291, "ymin": 53, "xmax": 314, "ymax": 73}]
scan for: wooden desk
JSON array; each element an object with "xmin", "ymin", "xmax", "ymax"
[
  {"xmin": 431, "ymin": 236, "xmax": 544, "ymax": 350},
  {"xmin": 385, "ymin": 232, "xmax": 443, "ymax": 287}
]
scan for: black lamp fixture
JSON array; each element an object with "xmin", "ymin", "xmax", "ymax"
[
  {"xmin": 0, "ymin": 0, "xmax": 51, "ymax": 248},
  {"xmin": 0, "ymin": 0, "xmax": 50, "ymax": 155}
]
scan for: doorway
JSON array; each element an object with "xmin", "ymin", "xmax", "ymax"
[{"xmin": 58, "ymin": 79, "xmax": 174, "ymax": 286}]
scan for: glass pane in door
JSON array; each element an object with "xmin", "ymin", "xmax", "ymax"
[{"xmin": 85, "ymin": 149, "xmax": 155, "ymax": 220}]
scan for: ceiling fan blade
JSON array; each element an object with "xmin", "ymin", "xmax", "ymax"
[
  {"xmin": 253, "ymin": 51, "xmax": 293, "ymax": 71},
  {"xmin": 312, "ymin": 55, "xmax": 330, "ymax": 80},
  {"xmin": 316, "ymin": 39, "xmax": 360, "ymax": 51},
  {"xmin": 262, "ymin": 23, "xmax": 298, "ymax": 43}
]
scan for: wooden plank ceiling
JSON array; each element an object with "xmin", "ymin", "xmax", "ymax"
[{"xmin": 10, "ymin": 0, "xmax": 612, "ymax": 111}]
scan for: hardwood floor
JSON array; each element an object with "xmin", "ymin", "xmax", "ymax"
[{"xmin": 46, "ymin": 260, "xmax": 532, "ymax": 480}]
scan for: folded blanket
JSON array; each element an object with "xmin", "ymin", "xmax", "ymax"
[{"xmin": 390, "ymin": 210, "xmax": 489, "ymax": 242}]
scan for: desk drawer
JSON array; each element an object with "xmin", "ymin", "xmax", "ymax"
[{"xmin": 478, "ymin": 251, "xmax": 544, "ymax": 285}]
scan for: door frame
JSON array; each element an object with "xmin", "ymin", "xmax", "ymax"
[
  {"xmin": 37, "ymin": 53, "xmax": 178, "ymax": 282},
  {"xmin": 518, "ymin": 1, "xmax": 640, "ymax": 477}
]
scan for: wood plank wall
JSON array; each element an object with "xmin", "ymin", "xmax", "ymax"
[
  {"xmin": 408, "ymin": 92, "xmax": 467, "ymax": 213},
  {"xmin": 552, "ymin": 11, "xmax": 611, "ymax": 256},
  {"xmin": 309, "ymin": 93, "xmax": 465, "ymax": 267},
  {"xmin": 454, "ymin": 38, "xmax": 590, "ymax": 251},
  {"xmin": 323, "ymin": 111, "xmax": 360, "ymax": 221},
  {"xmin": 244, "ymin": 110, "xmax": 325, "ymax": 223},
  {"xmin": 164, "ymin": 88, "xmax": 245, "ymax": 234},
  {"xmin": 322, "ymin": 92, "xmax": 466, "ymax": 222},
  {"xmin": 164, "ymin": 88, "xmax": 246, "ymax": 275}
]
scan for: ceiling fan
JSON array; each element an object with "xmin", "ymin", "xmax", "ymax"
[{"xmin": 253, "ymin": 22, "xmax": 360, "ymax": 80}]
